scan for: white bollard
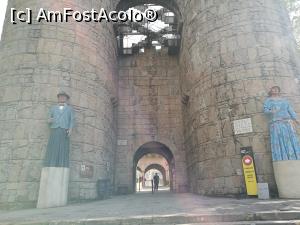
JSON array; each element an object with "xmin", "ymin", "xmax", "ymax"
[
  {"xmin": 37, "ymin": 167, "xmax": 70, "ymax": 208},
  {"xmin": 273, "ymin": 160, "xmax": 300, "ymax": 199}
]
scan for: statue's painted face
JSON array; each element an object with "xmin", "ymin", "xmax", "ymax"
[
  {"xmin": 58, "ymin": 95, "xmax": 67, "ymax": 104},
  {"xmin": 270, "ymin": 87, "xmax": 280, "ymax": 96}
]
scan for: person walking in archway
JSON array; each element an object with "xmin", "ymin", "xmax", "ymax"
[{"xmin": 153, "ymin": 173, "xmax": 160, "ymax": 192}]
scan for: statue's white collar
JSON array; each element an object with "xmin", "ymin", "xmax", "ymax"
[{"xmin": 58, "ymin": 103, "xmax": 67, "ymax": 110}]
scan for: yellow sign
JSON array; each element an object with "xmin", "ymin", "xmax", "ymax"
[{"xmin": 242, "ymin": 155, "xmax": 258, "ymax": 196}]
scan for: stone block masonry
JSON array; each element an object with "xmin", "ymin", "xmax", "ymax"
[{"xmin": 115, "ymin": 48, "xmax": 187, "ymax": 193}]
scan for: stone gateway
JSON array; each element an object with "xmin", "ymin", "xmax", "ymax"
[{"xmin": 0, "ymin": 0, "xmax": 300, "ymax": 209}]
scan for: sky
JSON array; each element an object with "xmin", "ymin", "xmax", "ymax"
[{"xmin": 0, "ymin": 0, "xmax": 8, "ymax": 39}]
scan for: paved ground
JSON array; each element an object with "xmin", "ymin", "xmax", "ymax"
[
  {"xmin": 136, "ymin": 186, "xmax": 171, "ymax": 192},
  {"xmin": 0, "ymin": 192, "xmax": 300, "ymax": 224}
]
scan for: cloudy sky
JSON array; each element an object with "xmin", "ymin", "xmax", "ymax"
[{"xmin": 0, "ymin": 0, "xmax": 8, "ymax": 39}]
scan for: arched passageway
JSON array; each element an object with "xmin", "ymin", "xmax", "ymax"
[
  {"xmin": 144, "ymin": 164, "xmax": 168, "ymax": 184},
  {"xmin": 133, "ymin": 142, "xmax": 175, "ymax": 192},
  {"xmin": 115, "ymin": 0, "xmax": 188, "ymax": 195}
]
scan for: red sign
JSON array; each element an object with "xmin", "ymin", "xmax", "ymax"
[{"xmin": 243, "ymin": 156, "xmax": 253, "ymax": 166}]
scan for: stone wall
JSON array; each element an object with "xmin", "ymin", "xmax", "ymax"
[
  {"xmin": 179, "ymin": 0, "xmax": 300, "ymax": 196},
  {"xmin": 0, "ymin": 0, "xmax": 118, "ymax": 209},
  {"xmin": 115, "ymin": 48, "xmax": 187, "ymax": 193}
]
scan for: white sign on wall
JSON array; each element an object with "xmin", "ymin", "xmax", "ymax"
[
  {"xmin": 233, "ymin": 118, "xmax": 253, "ymax": 135},
  {"xmin": 117, "ymin": 140, "xmax": 128, "ymax": 146}
]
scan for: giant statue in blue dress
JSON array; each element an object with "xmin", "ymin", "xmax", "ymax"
[
  {"xmin": 264, "ymin": 86, "xmax": 300, "ymax": 199},
  {"xmin": 264, "ymin": 86, "xmax": 300, "ymax": 161}
]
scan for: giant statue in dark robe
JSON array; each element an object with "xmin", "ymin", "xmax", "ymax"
[
  {"xmin": 44, "ymin": 91, "xmax": 75, "ymax": 167},
  {"xmin": 37, "ymin": 91, "xmax": 75, "ymax": 208}
]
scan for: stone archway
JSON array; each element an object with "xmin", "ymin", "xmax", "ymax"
[
  {"xmin": 133, "ymin": 142, "xmax": 175, "ymax": 192},
  {"xmin": 144, "ymin": 163, "xmax": 168, "ymax": 184}
]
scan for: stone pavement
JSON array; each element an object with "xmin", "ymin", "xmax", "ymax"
[{"xmin": 0, "ymin": 192, "xmax": 300, "ymax": 225}]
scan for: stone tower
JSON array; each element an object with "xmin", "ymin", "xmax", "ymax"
[
  {"xmin": 0, "ymin": 0, "xmax": 118, "ymax": 208},
  {"xmin": 179, "ymin": 0, "xmax": 300, "ymax": 195},
  {"xmin": 0, "ymin": 0, "xmax": 299, "ymax": 209}
]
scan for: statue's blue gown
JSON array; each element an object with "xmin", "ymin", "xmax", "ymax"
[{"xmin": 264, "ymin": 97, "xmax": 300, "ymax": 161}]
